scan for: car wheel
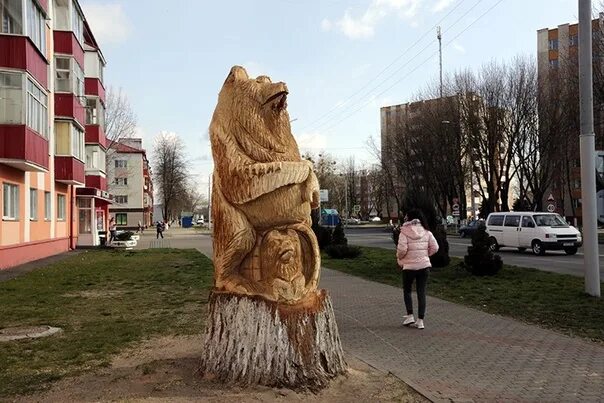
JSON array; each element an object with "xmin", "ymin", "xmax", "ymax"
[
  {"xmin": 532, "ymin": 241, "xmax": 545, "ymax": 256},
  {"xmin": 489, "ymin": 237, "xmax": 500, "ymax": 252},
  {"xmin": 564, "ymin": 247, "xmax": 578, "ymax": 255},
  {"xmin": 518, "ymin": 247, "xmax": 526, "ymax": 253}
]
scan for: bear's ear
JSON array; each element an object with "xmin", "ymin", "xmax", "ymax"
[
  {"xmin": 225, "ymin": 66, "xmax": 249, "ymax": 85},
  {"xmin": 256, "ymin": 75, "xmax": 272, "ymax": 84}
]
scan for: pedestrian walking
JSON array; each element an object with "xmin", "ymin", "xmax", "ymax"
[
  {"xmin": 396, "ymin": 209, "xmax": 439, "ymax": 329},
  {"xmin": 109, "ymin": 217, "xmax": 117, "ymax": 244},
  {"xmin": 156, "ymin": 221, "xmax": 164, "ymax": 239},
  {"xmin": 137, "ymin": 220, "xmax": 143, "ymax": 234}
]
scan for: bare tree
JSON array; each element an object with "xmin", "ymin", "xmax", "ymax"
[
  {"xmin": 105, "ymin": 87, "xmax": 137, "ymax": 147},
  {"xmin": 153, "ymin": 132, "xmax": 188, "ymax": 221}
]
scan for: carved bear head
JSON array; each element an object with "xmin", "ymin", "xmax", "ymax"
[{"xmin": 210, "ymin": 66, "xmax": 301, "ymax": 163}]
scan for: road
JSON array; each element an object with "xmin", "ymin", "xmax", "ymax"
[{"xmin": 345, "ymin": 226, "xmax": 604, "ymax": 278}]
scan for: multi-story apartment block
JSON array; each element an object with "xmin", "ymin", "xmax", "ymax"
[
  {"xmin": 0, "ymin": 0, "xmax": 110, "ymax": 269},
  {"xmin": 107, "ymin": 138, "xmax": 153, "ymax": 230}
]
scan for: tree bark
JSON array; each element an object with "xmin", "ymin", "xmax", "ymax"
[{"xmin": 199, "ymin": 290, "xmax": 347, "ymax": 391}]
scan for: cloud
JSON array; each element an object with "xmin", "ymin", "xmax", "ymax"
[
  {"xmin": 321, "ymin": 18, "xmax": 332, "ymax": 31},
  {"xmin": 81, "ymin": 3, "xmax": 131, "ymax": 46},
  {"xmin": 295, "ymin": 132, "xmax": 328, "ymax": 150},
  {"xmin": 432, "ymin": 0, "xmax": 455, "ymax": 13},
  {"xmin": 452, "ymin": 40, "xmax": 466, "ymax": 54},
  {"xmin": 324, "ymin": 0, "xmax": 422, "ymax": 39}
]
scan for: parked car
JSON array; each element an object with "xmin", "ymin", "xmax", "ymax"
[
  {"xmin": 345, "ymin": 218, "xmax": 361, "ymax": 225},
  {"xmin": 196, "ymin": 218, "xmax": 205, "ymax": 225},
  {"xmin": 458, "ymin": 220, "xmax": 483, "ymax": 238},
  {"xmin": 485, "ymin": 212, "xmax": 582, "ymax": 255}
]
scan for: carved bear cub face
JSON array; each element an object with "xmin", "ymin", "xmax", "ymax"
[
  {"xmin": 212, "ymin": 66, "xmax": 301, "ymax": 163},
  {"xmin": 260, "ymin": 229, "xmax": 304, "ymax": 283}
]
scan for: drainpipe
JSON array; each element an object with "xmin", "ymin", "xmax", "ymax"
[{"xmin": 70, "ymin": 185, "xmax": 75, "ymax": 250}]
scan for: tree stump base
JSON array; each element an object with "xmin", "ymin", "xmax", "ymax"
[{"xmin": 199, "ymin": 290, "xmax": 347, "ymax": 390}]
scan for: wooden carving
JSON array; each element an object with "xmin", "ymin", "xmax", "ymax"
[{"xmin": 210, "ymin": 65, "xmax": 321, "ymax": 304}]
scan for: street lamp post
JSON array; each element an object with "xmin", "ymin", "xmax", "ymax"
[{"xmin": 578, "ymin": 0, "xmax": 601, "ymax": 297}]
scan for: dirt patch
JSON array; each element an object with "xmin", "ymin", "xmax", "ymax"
[
  {"xmin": 12, "ymin": 334, "xmax": 428, "ymax": 403},
  {"xmin": 62, "ymin": 290, "xmax": 126, "ymax": 299}
]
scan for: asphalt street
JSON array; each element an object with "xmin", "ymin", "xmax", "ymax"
[{"xmin": 345, "ymin": 226, "xmax": 604, "ymax": 278}]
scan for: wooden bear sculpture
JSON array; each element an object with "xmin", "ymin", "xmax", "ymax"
[{"xmin": 210, "ymin": 66, "xmax": 320, "ymax": 304}]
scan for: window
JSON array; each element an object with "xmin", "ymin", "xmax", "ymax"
[
  {"xmin": 521, "ymin": 216, "xmax": 535, "ymax": 228},
  {"xmin": 115, "ymin": 213, "xmax": 127, "ymax": 225},
  {"xmin": 26, "ymin": 78, "xmax": 48, "ymax": 137},
  {"xmin": 115, "ymin": 160, "xmax": 128, "ymax": 168},
  {"xmin": 572, "ymin": 199, "xmax": 583, "ymax": 209},
  {"xmin": 85, "ymin": 146, "xmax": 106, "ymax": 172},
  {"xmin": 71, "ymin": 3, "xmax": 83, "ymax": 44},
  {"xmin": 114, "ymin": 195, "xmax": 128, "ymax": 204},
  {"xmin": 2, "ymin": 182, "xmax": 19, "ymax": 219},
  {"xmin": 549, "ymin": 59, "xmax": 559, "ymax": 69},
  {"xmin": 487, "ymin": 215, "xmax": 504, "ymax": 226},
  {"xmin": 29, "ymin": 188, "xmax": 37, "ymax": 220},
  {"xmin": 114, "ymin": 178, "xmax": 128, "ymax": 186},
  {"xmin": 504, "ymin": 215, "xmax": 521, "ymax": 227},
  {"xmin": 44, "ymin": 191, "xmax": 50, "ymax": 220},
  {"xmin": 85, "ymin": 97, "xmax": 105, "ymax": 126},
  {"xmin": 0, "ymin": 71, "xmax": 23, "ymax": 124},
  {"xmin": 55, "ymin": 57, "xmax": 84, "ymax": 103},
  {"xmin": 570, "ymin": 35, "xmax": 578, "ymax": 47},
  {"xmin": 26, "ymin": 0, "xmax": 46, "ymax": 54},
  {"xmin": 57, "ymin": 194, "xmax": 66, "ymax": 220},
  {"xmin": 1, "ymin": 0, "xmax": 23, "ymax": 34},
  {"xmin": 71, "ymin": 125, "xmax": 84, "ymax": 161},
  {"xmin": 548, "ymin": 38, "xmax": 558, "ymax": 50}
]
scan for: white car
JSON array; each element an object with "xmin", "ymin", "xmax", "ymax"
[
  {"xmin": 196, "ymin": 218, "xmax": 205, "ymax": 225},
  {"xmin": 370, "ymin": 217, "xmax": 382, "ymax": 222},
  {"xmin": 485, "ymin": 212, "xmax": 582, "ymax": 255}
]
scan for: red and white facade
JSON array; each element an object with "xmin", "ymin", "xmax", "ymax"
[{"xmin": 0, "ymin": 0, "xmax": 109, "ymax": 269}]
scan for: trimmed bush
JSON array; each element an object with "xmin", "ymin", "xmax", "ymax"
[
  {"xmin": 464, "ymin": 226, "xmax": 503, "ymax": 276},
  {"xmin": 332, "ymin": 223, "xmax": 347, "ymax": 246},
  {"xmin": 312, "ymin": 223, "xmax": 332, "ymax": 250},
  {"xmin": 325, "ymin": 244, "xmax": 362, "ymax": 259},
  {"xmin": 430, "ymin": 225, "xmax": 450, "ymax": 268}
]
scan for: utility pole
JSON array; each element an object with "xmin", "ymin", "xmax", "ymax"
[
  {"xmin": 437, "ymin": 26, "xmax": 443, "ymax": 98},
  {"xmin": 578, "ymin": 0, "xmax": 601, "ymax": 297}
]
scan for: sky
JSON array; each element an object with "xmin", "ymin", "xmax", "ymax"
[{"xmin": 79, "ymin": 0, "xmax": 580, "ymax": 197}]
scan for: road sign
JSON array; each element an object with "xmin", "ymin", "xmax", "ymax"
[
  {"xmin": 319, "ymin": 189, "xmax": 329, "ymax": 202},
  {"xmin": 547, "ymin": 203, "xmax": 556, "ymax": 213},
  {"xmin": 352, "ymin": 204, "xmax": 361, "ymax": 213},
  {"xmin": 547, "ymin": 193, "xmax": 555, "ymax": 202},
  {"xmin": 452, "ymin": 203, "xmax": 460, "ymax": 216}
]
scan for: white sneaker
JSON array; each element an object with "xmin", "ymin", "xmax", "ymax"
[
  {"xmin": 402, "ymin": 314, "xmax": 415, "ymax": 326},
  {"xmin": 412, "ymin": 319, "xmax": 425, "ymax": 329}
]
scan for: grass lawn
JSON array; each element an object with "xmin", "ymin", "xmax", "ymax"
[
  {"xmin": 322, "ymin": 246, "xmax": 604, "ymax": 343},
  {"xmin": 0, "ymin": 249, "xmax": 213, "ymax": 398}
]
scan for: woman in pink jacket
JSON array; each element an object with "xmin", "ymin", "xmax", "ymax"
[{"xmin": 396, "ymin": 209, "xmax": 439, "ymax": 329}]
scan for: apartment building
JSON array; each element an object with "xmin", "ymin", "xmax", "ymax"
[
  {"xmin": 537, "ymin": 15, "xmax": 604, "ymax": 221},
  {"xmin": 0, "ymin": 0, "xmax": 109, "ymax": 269},
  {"xmin": 107, "ymin": 138, "xmax": 153, "ymax": 230}
]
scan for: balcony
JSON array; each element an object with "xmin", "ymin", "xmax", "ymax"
[
  {"xmin": 55, "ymin": 156, "xmax": 85, "ymax": 185},
  {"xmin": 85, "ymin": 175, "xmax": 107, "ymax": 191},
  {"xmin": 0, "ymin": 125, "xmax": 48, "ymax": 171},
  {"xmin": 0, "ymin": 36, "xmax": 48, "ymax": 89},
  {"xmin": 85, "ymin": 78, "xmax": 106, "ymax": 103},
  {"xmin": 85, "ymin": 125, "xmax": 107, "ymax": 149},
  {"xmin": 54, "ymin": 31, "xmax": 84, "ymax": 69},
  {"xmin": 55, "ymin": 94, "xmax": 86, "ymax": 128}
]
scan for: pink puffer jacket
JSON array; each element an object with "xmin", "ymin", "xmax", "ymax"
[{"xmin": 396, "ymin": 219, "xmax": 439, "ymax": 270}]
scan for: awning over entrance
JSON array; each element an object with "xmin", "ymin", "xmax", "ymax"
[{"xmin": 76, "ymin": 187, "xmax": 113, "ymax": 205}]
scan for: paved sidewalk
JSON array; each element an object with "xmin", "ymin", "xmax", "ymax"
[{"xmin": 322, "ymin": 268, "xmax": 604, "ymax": 402}]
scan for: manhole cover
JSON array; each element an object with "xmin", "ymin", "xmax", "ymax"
[{"xmin": 0, "ymin": 325, "xmax": 62, "ymax": 342}]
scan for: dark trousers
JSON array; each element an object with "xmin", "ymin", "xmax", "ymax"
[
  {"xmin": 402, "ymin": 268, "xmax": 429, "ymax": 319},
  {"xmin": 156, "ymin": 230, "xmax": 163, "ymax": 239}
]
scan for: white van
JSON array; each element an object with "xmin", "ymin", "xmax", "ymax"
[{"xmin": 485, "ymin": 212, "xmax": 582, "ymax": 255}]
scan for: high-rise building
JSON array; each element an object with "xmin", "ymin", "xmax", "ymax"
[
  {"xmin": 0, "ymin": 0, "xmax": 110, "ymax": 269},
  {"xmin": 107, "ymin": 138, "xmax": 154, "ymax": 230},
  {"xmin": 537, "ymin": 15, "xmax": 604, "ymax": 221}
]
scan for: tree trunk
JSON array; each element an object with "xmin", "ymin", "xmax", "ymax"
[{"xmin": 199, "ymin": 290, "xmax": 347, "ymax": 391}]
